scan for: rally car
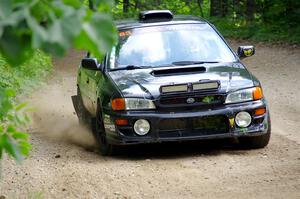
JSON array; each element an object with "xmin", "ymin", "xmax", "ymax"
[{"xmin": 72, "ymin": 10, "xmax": 271, "ymax": 155}]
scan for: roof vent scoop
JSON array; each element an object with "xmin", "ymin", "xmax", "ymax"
[{"xmin": 139, "ymin": 10, "xmax": 173, "ymax": 23}]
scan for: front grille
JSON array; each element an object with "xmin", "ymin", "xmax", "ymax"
[
  {"xmin": 160, "ymin": 95, "xmax": 223, "ymax": 105},
  {"xmin": 158, "ymin": 115, "xmax": 229, "ymax": 138},
  {"xmin": 158, "ymin": 94, "xmax": 224, "ymax": 110}
]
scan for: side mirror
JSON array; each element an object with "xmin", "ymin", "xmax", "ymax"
[
  {"xmin": 237, "ymin": 46, "xmax": 255, "ymax": 59},
  {"xmin": 81, "ymin": 58, "xmax": 100, "ymax": 70}
]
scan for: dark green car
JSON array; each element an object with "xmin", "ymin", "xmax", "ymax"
[{"xmin": 72, "ymin": 10, "xmax": 271, "ymax": 155}]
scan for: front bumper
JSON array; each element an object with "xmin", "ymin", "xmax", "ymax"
[{"xmin": 103, "ymin": 100, "xmax": 270, "ymax": 145}]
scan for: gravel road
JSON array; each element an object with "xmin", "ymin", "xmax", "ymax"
[{"xmin": 0, "ymin": 41, "xmax": 299, "ymax": 199}]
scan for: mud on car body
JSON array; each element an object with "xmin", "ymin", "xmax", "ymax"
[{"xmin": 72, "ymin": 10, "xmax": 271, "ymax": 155}]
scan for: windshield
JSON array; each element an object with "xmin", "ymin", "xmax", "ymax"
[{"xmin": 109, "ymin": 24, "xmax": 236, "ymax": 70}]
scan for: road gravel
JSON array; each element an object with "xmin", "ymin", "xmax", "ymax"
[{"xmin": 0, "ymin": 41, "xmax": 299, "ymax": 199}]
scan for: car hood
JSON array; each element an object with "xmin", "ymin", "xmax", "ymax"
[{"xmin": 108, "ymin": 63, "xmax": 254, "ymax": 98}]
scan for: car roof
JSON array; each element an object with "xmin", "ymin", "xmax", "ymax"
[{"xmin": 115, "ymin": 15, "xmax": 208, "ymax": 30}]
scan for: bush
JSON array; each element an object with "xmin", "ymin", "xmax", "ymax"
[
  {"xmin": 0, "ymin": 88, "xmax": 31, "ymax": 162},
  {"xmin": 210, "ymin": 17, "xmax": 300, "ymax": 44},
  {"xmin": 0, "ymin": 51, "xmax": 52, "ymax": 92},
  {"xmin": 0, "ymin": 51, "xmax": 52, "ymax": 162}
]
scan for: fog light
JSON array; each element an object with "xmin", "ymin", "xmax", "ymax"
[
  {"xmin": 235, "ymin": 111, "xmax": 252, "ymax": 128},
  {"xmin": 134, "ymin": 119, "xmax": 150, "ymax": 135}
]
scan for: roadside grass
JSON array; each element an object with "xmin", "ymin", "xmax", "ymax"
[
  {"xmin": 0, "ymin": 51, "xmax": 52, "ymax": 163},
  {"xmin": 0, "ymin": 50, "xmax": 52, "ymax": 95}
]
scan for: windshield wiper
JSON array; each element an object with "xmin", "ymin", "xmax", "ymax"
[
  {"xmin": 172, "ymin": 61, "xmax": 219, "ymax": 66},
  {"xmin": 110, "ymin": 65, "xmax": 151, "ymax": 71}
]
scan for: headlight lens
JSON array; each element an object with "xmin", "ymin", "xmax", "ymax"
[
  {"xmin": 111, "ymin": 98, "xmax": 156, "ymax": 110},
  {"xmin": 134, "ymin": 119, "xmax": 150, "ymax": 135},
  {"xmin": 225, "ymin": 87, "xmax": 263, "ymax": 104},
  {"xmin": 235, "ymin": 111, "xmax": 252, "ymax": 127},
  {"xmin": 125, "ymin": 98, "xmax": 156, "ymax": 110}
]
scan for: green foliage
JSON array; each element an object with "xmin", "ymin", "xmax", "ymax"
[
  {"xmin": 0, "ymin": 88, "xmax": 31, "ymax": 162},
  {"xmin": 0, "ymin": 0, "xmax": 117, "ymax": 66},
  {"xmin": 0, "ymin": 51, "xmax": 52, "ymax": 93},
  {"xmin": 0, "ymin": 0, "xmax": 117, "ymax": 163},
  {"xmin": 0, "ymin": 51, "xmax": 51, "ymax": 163},
  {"xmin": 210, "ymin": 17, "xmax": 300, "ymax": 44},
  {"xmin": 112, "ymin": 0, "xmax": 205, "ymax": 19},
  {"xmin": 112, "ymin": 0, "xmax": 300, "ymax": 44}
]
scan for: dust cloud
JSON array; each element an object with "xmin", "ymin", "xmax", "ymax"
[{"xmin": 28, "ymin": 74, "xmax": 97, "ymax": 150}]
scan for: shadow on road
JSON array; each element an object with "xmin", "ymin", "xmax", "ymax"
[{"xmin": 104, "ymin": 139, "xmax": 250, "ymax": 160}]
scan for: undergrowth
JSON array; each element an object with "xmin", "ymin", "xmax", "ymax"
[
  {"xmin": 210, "ymin": 17, "xmax": 300, "ymax": 44},
  {"xmin": 0, "ymin": 51, "xmax": 52, "ymax": 93}
]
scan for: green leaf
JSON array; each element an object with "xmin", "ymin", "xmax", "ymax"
[
  {"xmin": 41, "ymin": 8, "xmax": 82, "ymax": 56},
  {"xmin": 0, "ymin": 99, "xmax": 13, "ymax": 119},
  {"xmin": 74, "ymin": 12, "xmax": 117, "ymax": 58},
  {"xmin": 5, "ymin": 88, "xmax": 15, "ymax": 97},
  {"xmin": 18, "ymin": 140, "xmax": 31, "ymax": 156},
  {"xmin": 0, "ymin": 0, "xmax": 12, "ymax": 37},
  {"xmin": 12, "ymin": 131, "xmax": 29, "ymax": 140},
  {"xmin": 7, "ymin": 125, "xmax": 16, "ymax": 133},
  {"xmin": 0, "ymin": 26, "xmax": 34, "ymax": 66},
  {"xmin": 0, "ymin": 0, "xmax": 12, "ymax": 20},
  {"xmin": 2, "ymin": 134, "xmax": 21, "ymax": 162},
  {"xmin": 25, "ymin": 12, "xmax": 48, "ymax": 49},
  {"xmin": 15, "ymin": 102, "xmax": 28, "ymax": 111},
  {"xmin": 24, "ymin": 114, "xmax": 31, "ymax": 123},
  {"xmin": 63, "ymin": 0, "xmax": 83, "ymax": 8}
]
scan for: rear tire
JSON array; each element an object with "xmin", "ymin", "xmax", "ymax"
[
  {"xmin": 238, "ymin": 115, "xmax": 271, "ymax": 149},
  {"xmin": 95, "ymin": 105, "xmax": 118, "ymax": 156}
]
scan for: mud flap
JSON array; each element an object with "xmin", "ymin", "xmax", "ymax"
[{"xmin": 71, "ymin": 95, "xmax": 80, "ymax": 116}]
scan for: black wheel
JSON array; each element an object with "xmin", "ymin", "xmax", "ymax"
[
  {"xmin": 77, "ymin": 87, "xmax": 91, "ymax": 127},
  {"xmin": 95, "ymin": 105, "xmax": 118, "ymax": 156},
  {"xmin": 238, "ymin": 115, "xmax": 271, "ymax": 149}
]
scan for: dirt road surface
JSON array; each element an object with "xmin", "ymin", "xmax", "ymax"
[{"xmin": 1, "ymin": 41, "xmax": 299, "ymax": 199}]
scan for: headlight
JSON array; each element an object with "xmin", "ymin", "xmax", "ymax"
[
  {"xmin": 225, "ymin": 87, "xmax": 263, "ymax": 104},
  {"xmin": 235, "ymin": 111, "xmax": 252, "ymax": 127},
  {"xmin": 134, "ymin": 119, "xmax": 150, "ymax": 135},
  {"xmin": 111, "ymin": 98, "xmax": 156, "ymax": 110},
  {"xmin": 125, "ymin": 98, "xmax": 156, "ymax": 110}
]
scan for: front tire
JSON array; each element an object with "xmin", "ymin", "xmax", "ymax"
[
  {"xmin": 238, "ymin": 115, "xmax": 271, "ymax": 149},
  {"xmin": 95, "ymin": 106, "xmax": 118, "ymax": 156}
]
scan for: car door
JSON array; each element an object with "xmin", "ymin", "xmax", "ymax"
[
  {"xmin": 79, "ymin": 66, "xmax": 94, "ymax": 114},
  {"xmin": 84, "ymin": 55, "xmax": 105, "ymax": 116},
  {"xmin": 87, "ymin": 69, "xmax": 104, "ymax": 116}
]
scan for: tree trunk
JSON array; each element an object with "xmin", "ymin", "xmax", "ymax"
[
  {"xmin": 88, "ymin": 0, "xmax": 94, "ymax": 10},
  {"xmin": 197, "ymin": 0, "xmax": 204, "ymax": 17},
  {"xmin": 246, "ymin": 0, "xmax": 255, "ymax": 21},
  {"xmin": 210, "ymin": 0, "xmax": 220, "ymax": 16},
  {"xmin": 221, "ymin": 0, "xmax": 228, "ymax": 17},
  {"xmin": 123, "ymin": 0, "xmax": 129, "ymax": 13}
]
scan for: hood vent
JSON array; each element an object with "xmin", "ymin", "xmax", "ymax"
[{"xmin": 151, "ymin": 66, "xmax": 206, "ymax": 76}]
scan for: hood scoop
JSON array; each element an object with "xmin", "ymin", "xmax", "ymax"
[{"xmin": 151, "ymin": 66, "xmax": 206, "ymax": 76}]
